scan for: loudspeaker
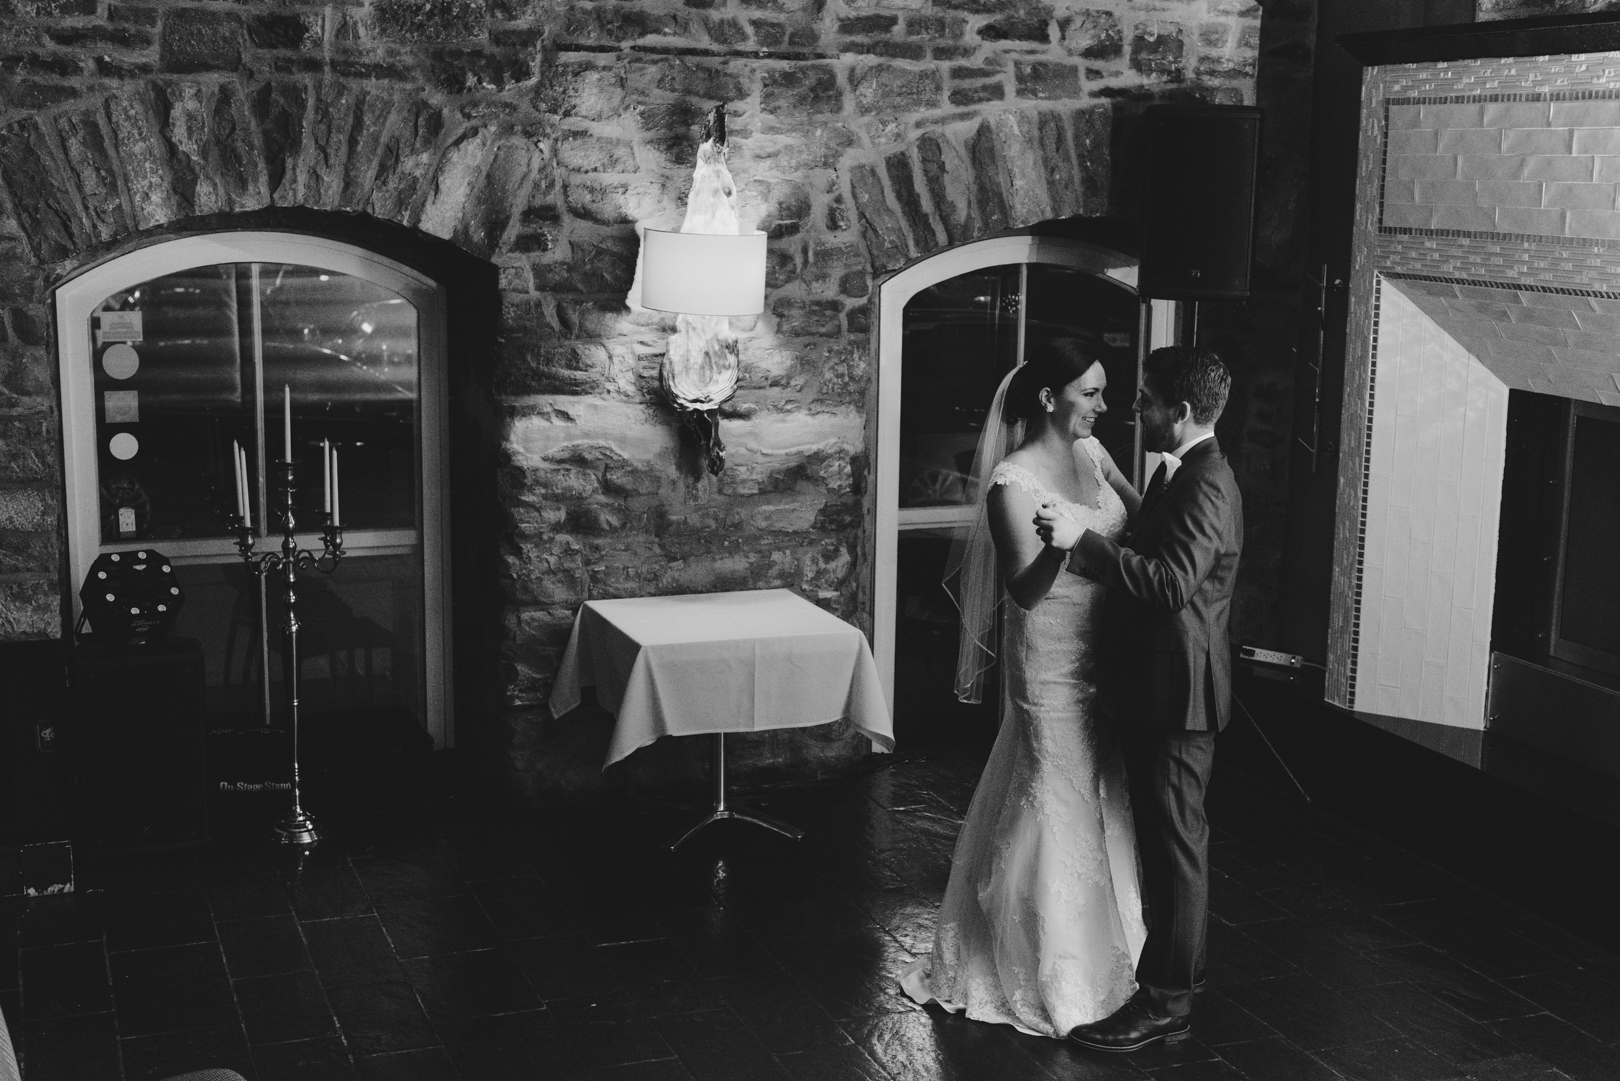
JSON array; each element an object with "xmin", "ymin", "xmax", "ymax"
[
  {"xmin": 70, "ymin": 638, "xmax": 208, "ymax": 850},
  {"xmin": 1138, "ymin": 104, "xmax": 1262, "ymax": 300}
]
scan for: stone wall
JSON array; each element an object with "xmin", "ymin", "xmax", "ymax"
[
  {"xmin": 0, "ymin": 0, "xmax": 1280, "ymax": 804},
  {"xmin": 1477, "ymin": 0, "xmax": 1620, "ymax": 19}
]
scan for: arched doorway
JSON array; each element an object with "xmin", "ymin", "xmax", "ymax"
[
  {"xmin": 873, "ymin": 236, "xmax": 1176, "ymax": 724},
  {"xmin": 54, "ymin": 233, "xmax": 453, "ymax": 747}
]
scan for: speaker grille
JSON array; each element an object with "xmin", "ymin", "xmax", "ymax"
[{"xmin": 1138, "ymin": 104, "xmax": 1262, "ymax": 300}]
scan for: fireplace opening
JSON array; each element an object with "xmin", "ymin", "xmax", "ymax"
[{"xmin": 1493, "ymin": 391, "xmax": 1620, "ymax": 689}]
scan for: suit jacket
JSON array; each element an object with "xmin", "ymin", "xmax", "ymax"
[{"xmin": 1067, "ymin": 437, "xmax": 1243, "ymax": 732}]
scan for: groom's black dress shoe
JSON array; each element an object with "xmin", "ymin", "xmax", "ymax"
[{"xmin": 1068, "ymin": 999, "xmax": 1190, "ymax": 1052}]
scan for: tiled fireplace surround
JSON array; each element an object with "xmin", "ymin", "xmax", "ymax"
[{"xmin": 1330, "ymin": 51, "xmax": 1620, "ymax": 728}]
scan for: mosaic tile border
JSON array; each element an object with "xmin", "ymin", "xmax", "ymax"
[
  {"xmin": 1347, "ymin": 275, "xmax": 1385, "ymax": 711},
  {"xmin": 1387, "ymin": 89, "xmax": 1620, "ymax": 106},
  {"xmin": 1380, "ymin": 270, "xmax": 1620, "ymax": 300},
  {"xmin": 1378, "ymin": 226, "xmax": 1620, "ymax": 251}
]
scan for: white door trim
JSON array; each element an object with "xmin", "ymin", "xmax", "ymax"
[
  {"xmin": 54, "ymin": 232, "xmax": 455, "ymax": 747},
  {"xmin": 872, "ymin": 235, "xmax": 1173, "ymax": 714}
]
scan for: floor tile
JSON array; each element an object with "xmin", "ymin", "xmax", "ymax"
[
  {"xmin": 559, "ymin": 1016, "xmax": 680, "ymax": 1072},
  {"xmin": 303, "ymin": 915, "xmax": 409, "ymax": 988},
  {"xmin": 1369, "ymin": 945, "xmax": 1542, "ymax": 1024},
  {"xmin": 402, "ymin": 948, "xmax": 541, "ymax": 1022},
  {"xmin": 710, "ymin": 973, "xmax": 852, "ymax": 1054},
  {"xmin": 20, "ymin": 1011, "xmax": 120, "ymax": 1081},
  {"xmin": 252, "ymin": 1035, "xmax": 360, "ymax": 1081},
  {"xmin": 1239, "ymin": 917, "xmax": 1399, "ymax": 991},
  {"xmin": 1489, "ymin": 1012, "xmax": 1620, "ymax": 1081},
  {"xmin": 376, "ymin": 896, "xmax": 501, "ymax": 959},
  {"xmin": 1204, "ymin": 1037, "xmax": 1342, "ymax": 1081},
  {"xmin": 1340, "ymin": 979, "xmax": 1522, "ymax": 1066},
  {"xmin": 354, "ymin": 1046, "xmax": 460, "ymax": 1081},
  {"xmin": 234, "ymin": 969, "xmax": 339, "ymax": 1044},
  {"xmin": 15, "ymin": 893, "xmax": 107, "ymax": 949},
  {"xmin": 659, "ymin": 908, "xmax": 785, "ymax": 981},
  {"xmin": 592, "ymin": 1059, "xmax": 698, "ymax": 1081},
  {"xmin": 775, "ymin": 1043, "xmax": 891, "ymax": 1081},
  {"xmin": 219, "ymin": 914, "xmax": 313, "ymax": 978},
  {"xmin": 327, "ymin": 979, "xmax": 438, "ymax": 1055},
  {"xmin": 654, "ymin": 1008, "xmax": 794, "ymax": 1081},
  {"xmin": 121, "ymin": 1023, "xmax": 257, "ymax": 1081},
  {"xmin": 1222, "ymin": 972, "xmax": 1399, "ymax": 1051},
  {"xmin": 352, "ymin": 853, "xmax": 469, "ymax": 905},
  {"xmin": 105, "ymin": 889, "xmax": 217, "ymax": 952},
  {"xmin": 439, "ymin": 1012, "xmax": 587, "ymax": 1079},
  {"xmin": 1185, "ymin": 990, "xmax": 1278, "ymax": 1047},
  {"xmin": 111, "ymin": 942, "xmax": 238, "ymax": 1037},
  {"xmin": 512, "ymin": 935, "xmax": 629, "ymax": 1002},
  {"xmin": 1311, "ymin": 1036, "xmax": 1466, "ymax": 1081},
  {"xmin": 20, "ymin": 941, "xmax": 112, "ymax": 1019},
  {"xmin": 206, "ymin": 858, "xmax": 295, "ymax": 921},
  {"xmin": 283, "ymin": 859, "xmax": 374, "ymax": 921},
  {"xmin": 1498, "ymin": 966, "xmax": 1620, "ymax": 1043},
  {"xmin": 472, "ymin": 875, "xmax": 577, "ymax": 941},
  {"xmin": 1456, "ymin": 1052, "xmax": 1577, "ymax": 1080}
]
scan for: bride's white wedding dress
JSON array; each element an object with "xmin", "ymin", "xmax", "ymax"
[{"xmin": 900, "ymin": 437, "xmax": 1147, "ymax": 1038}]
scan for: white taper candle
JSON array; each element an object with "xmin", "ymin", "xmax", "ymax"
[
  {"xmin": 323, "ymin": 438, "xmax": 332, "ymax": 514},
  {"xmin": 233, "ymin": 440, "xmax": 244, "ymax": 519},
  {"xmin": 283, "ymin": 384, "xmax": 293, "ymax": 461},
  {"xmin": 331, "ymin": 446, "xmax": 340, "ymax": 527}
]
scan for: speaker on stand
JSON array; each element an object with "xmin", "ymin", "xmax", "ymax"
[
  {"xmin": 70, "ymin": 549, "xmax": 208, "ymax": 851},
  {"xmin": 1137, "ymin": 103, "xmax": 1263, "ymax": 337}
]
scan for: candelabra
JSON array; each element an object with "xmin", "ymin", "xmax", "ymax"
[{"xmin": 231, "ymin": 458, "xmax": 344, "ymax": 845}]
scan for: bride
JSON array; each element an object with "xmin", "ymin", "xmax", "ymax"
[{"xmin": 899, "ymin": 338, "xmax": 1147, "ymax": 1037}]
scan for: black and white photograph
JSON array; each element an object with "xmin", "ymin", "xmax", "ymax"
[{"xmin": 4, "ymin": 1, "xmax": 1620, "ymax": 1079}]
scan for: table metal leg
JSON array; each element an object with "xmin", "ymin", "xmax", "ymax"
[{"xmin": 667, "ymin": 733, "xmax": 806, "ymax": 851}]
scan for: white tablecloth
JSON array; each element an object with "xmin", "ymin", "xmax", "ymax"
[{"xmin": 548, "ymin": 588, "xmax": 895, "ymax": 768}]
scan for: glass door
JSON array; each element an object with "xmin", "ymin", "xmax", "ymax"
[
  {"xmin": 891, "ymin": 257, "xmax": 1142, "ymax": 743},
  {"xmin": 57, "ymin": 234, "xmax": 450, "ymax": 746}
]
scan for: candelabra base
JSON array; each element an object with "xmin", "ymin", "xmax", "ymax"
[{"xmin": 271, "ymin": 808, "xmax": 322, "ymax": 846}]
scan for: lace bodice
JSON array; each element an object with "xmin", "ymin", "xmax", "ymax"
[{"xmin": 987, "ymin": 437, "xmax": 1127, "ymax": 540}]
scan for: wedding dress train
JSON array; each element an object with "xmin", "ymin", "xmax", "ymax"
[{"xmin": 900, "ymin": 438, "xmax": 1146, "ymax": 1037}]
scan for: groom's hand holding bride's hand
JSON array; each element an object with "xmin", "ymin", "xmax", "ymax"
[{"xmin": 1033, "ymin": 503, "xmax": 1083, "ymax": 554}]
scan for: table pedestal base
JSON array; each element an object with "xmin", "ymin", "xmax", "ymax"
[{"xmin": 667, "ymin": 733, "xmax": 806, "ymax": 851}]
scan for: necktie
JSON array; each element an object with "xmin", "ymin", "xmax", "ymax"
[{"xmin": 1143, "ymin": 460, "xmax": 1169, "ymax": 506}]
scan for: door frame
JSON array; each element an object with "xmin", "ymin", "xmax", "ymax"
[
  {"xmin": 872, "ymin": 235, "xmax": 1176, "ymax": 712},
  {"xmin": 53, "ymin": 232, "xmax": 455, "ymax": 747}
]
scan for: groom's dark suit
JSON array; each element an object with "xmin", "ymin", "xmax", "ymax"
[{"xmin": 1066, "ymin": 436, "xmax": 1243, "ymax": 1018}]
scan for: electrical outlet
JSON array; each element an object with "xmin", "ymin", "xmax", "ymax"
[{"xmin": 1239, "ymin": 646, "xmax": 1304, "ymax": 668}]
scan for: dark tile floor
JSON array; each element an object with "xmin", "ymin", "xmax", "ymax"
[{"xmin": 5, "ymin": 742, "xmax": 1620, "ymax": 1081}]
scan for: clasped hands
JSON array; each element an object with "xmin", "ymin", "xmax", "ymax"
[{"xmin": 1034, "ymin": 503, "xmax": 1083, "ymax": 555}]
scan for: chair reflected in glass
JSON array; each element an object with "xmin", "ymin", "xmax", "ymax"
[{"xmin": 221, "ymin": 562, "xmax": 407, "ymax": 716}]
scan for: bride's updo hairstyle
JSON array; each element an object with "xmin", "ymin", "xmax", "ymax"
[{"xmin": 1003, "ymin": 338, "xmax": 1103, "ymax": 423}]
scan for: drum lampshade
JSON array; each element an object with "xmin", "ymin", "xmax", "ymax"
[{"xmin": 641, "ymin": 229, "xmax": 767, "ymax": 316}]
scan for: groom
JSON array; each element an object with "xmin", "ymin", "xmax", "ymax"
[{"xmin": 1036, "ymin": 346, "xmax": 1243, "ymax": 1051}]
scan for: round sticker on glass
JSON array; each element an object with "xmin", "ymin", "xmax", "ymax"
[
  {"xmin": 102, "ymin": 344, "xmax": 140, "ymax": 380},
  {"xmin": 108, "ymin": 432, "xmax": 139, "ymax": 460}
]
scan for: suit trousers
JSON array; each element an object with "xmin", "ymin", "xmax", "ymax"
[{"xmin": 1120, "ymin": 725, "xmax": 1215, "ymax": 1018}]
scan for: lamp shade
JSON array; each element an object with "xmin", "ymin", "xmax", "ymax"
[{"xmin": 641, "ymin": 229, "xmax": 767, "ymax": 316}]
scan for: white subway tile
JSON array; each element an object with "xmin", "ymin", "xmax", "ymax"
[
  {"xmin": 1422, "ymin": 660, "xmax": 1448, "ymax": 722},
  {"xmin": 1572, "ymin": 127, "xmax": 1620, "ymax": 155},
  {"xmin": 1503, "ymin": 127, "xmax": 1575, "ymax": 155},
  {"xmin": 1549, "ymin": 99, "xmax": 1620, "ymax": 127}
]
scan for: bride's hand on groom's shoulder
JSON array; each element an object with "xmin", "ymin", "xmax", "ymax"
[{"xmin": 1033, "ymin": 503, "xmax": 1083, "ymax": 553}]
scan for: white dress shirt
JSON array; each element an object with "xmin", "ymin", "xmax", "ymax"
[{"xmin": 1161, "ymin": 431, "xmax": 1215, "ymax": 482}]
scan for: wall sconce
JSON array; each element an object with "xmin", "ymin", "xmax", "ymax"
[
  {"xmin": 639, "ymin": 105, "xmax": 764, "ymax": 475},
  {"xmin": 641, "ymin": 230, "xmax": 766, "ymax": 318}
]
